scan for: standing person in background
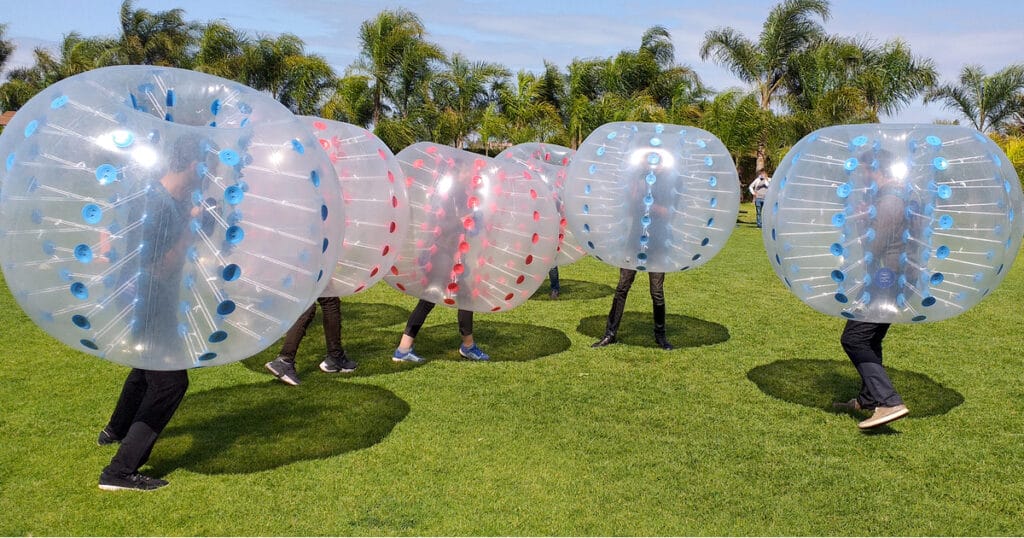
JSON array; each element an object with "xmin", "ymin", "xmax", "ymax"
[
  {"xmin": 265, "ymin": 296, "xmax": 356, "ymax": 386},
  {"xmin": 749, "ymin": 169, "xmax": 771, "ymax": 228}
]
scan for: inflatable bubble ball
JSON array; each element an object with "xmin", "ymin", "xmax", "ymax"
[
  {"xmin": 384, "ymin": 143, "xmax": 559, "ymax": 312},
  {"xmin": 302, "ymin": 117, "xmax": 409, "ymax": 297},
  {"xmin": 496, "ymin": 142, "xmax": 587, "ymax": 266},
  {"xmin": 563, "ymin": 122, "xmax": 740, "ymax": 273},
  {"xmin": 0, "ymin": 65, "xmax": 344, "ymax": 370},
  {"xmin": 763, "ymin": 123, "xmax": 1024, "ymax": 323}
]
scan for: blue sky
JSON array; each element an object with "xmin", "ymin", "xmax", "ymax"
[{"xmin": 3, "ymin": 0, "xmax": 1022, "ymax": 122}]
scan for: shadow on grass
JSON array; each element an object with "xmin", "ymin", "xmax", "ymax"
[
  {"xmin": 746, "ymin": 358, "xmax": 964, "ymax": 419},
  {"xmin": 529, "ymin": 278, "xmax": 615, "ymax": 301},
  {"xmin": 240, "ymin": 309, "xmax": 573, "ymax": 378},
  {"xmin": 149, "ymin": 381, "xmax": 409, "ymax": 475},
  {"xmin": 576, "ymin": 312, "xmax": 730, "ymax": 348}
]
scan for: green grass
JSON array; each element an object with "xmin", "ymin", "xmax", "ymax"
[{"xmin": 2, "ymin": 203, "xmax": 1024, "ymax": 535}]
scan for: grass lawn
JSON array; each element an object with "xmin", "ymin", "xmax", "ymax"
[{"xmin": 1, "ymin": 203, "xmax": 1023, "ymax": 535}]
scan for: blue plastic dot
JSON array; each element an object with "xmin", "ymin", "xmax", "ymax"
[
  {"xmin": 70, "ymin": 282, "xmax": 88, "ymax": 299},
  {"xmin": 639, "ymin": 234, "xmax": 649, "ymax": 245},
  {"xmin": 321, "ymin": 205, "xmax": 328, "ymax": 221},
  {"xmin": 933, "ymin": 157, "xmax": 949, "ymax": 171},
  {"xmin": 587, "ymin": 241, "xmax": 595, "ymax": 250},
  {"xmin": 80, "ymin": 339, "xmax": 98, "ymax": 350},
  {"xmin": 225, "ymin": 185, "xmax": 244, "ymax": 205},
  {"xmin": 844, "ymin": 158, "xmax": 859, "ymax": 171},
  {"xmin": 596, "ymin": 146, "xmax": 606, "ymax": 156},
  {"xmin": 645, "ymin": 172, "xmax": 657, "ymax": 185},
  {"xmin": 81, "ymin": 204, "xmax": 102, "ymax": 224},
  {"xmin": 701, "ymin": 237, "xmax": 710, "ymax": 247},
  {"xmin": 584, "ymin": 184, "xmax": 592, "ymax": 195},
  {"xmin": 588, "ymin": 164, "xmax": 597, "ymax": 175},
  {"xmin": 72, "ymin": 315, "xmax": 91, "ymax": 329},
  {"xmin": 709, "ymin": 197, "xmax": 718, "ymax": 208},
  {"xmin": 707, "ymin": 217, "xmax": 715, "ymax": 227},
  {"xmin": 42, "ymin": 240, "xmax": 56, "ymax": 255},
  {"xmin": 831, "ymin": 213, "xmax": 846, "ymax": 227},
  {"xmin": 219, "ymin": 149, "xmax": 243, "ymax": 167},
  {"xmin": 644, "ymin": 195, "xmax": 654, "ymax": 206},
  {"xmin": 164, "ymin": 113, "xmax": 174, "ymax": 122},
  {"xmin": 640, "ymin": 215, "xmax": 652, "ymax": 226},
  {"xmin": 771, "ymin": 228, "xmax": 776, "ymax": 240},
  {"xmin": 5, "ymin": 153, "xmax": 14, "ymax": 171},
  {"xmin": 912, "ymin": 315, "xmax": 927, "ymax": 322},
  {"xmin": 317, "ymin": 269, "xmax": 324, "ymax": 282},
  {"xmin": 647, "ymin": 153, "xmax": 661, "ymax": 165},
  {"xmin": 926, "ymin": 135, "xmax": 942, "ymax": 147},
  {"xmin": 291, "ymin": 139, "xmax": 305, "ymax": 154},
  {"xmin": 165, "ymin": 89, "xmax": 176, "ymax": 106},
  {"xmin": 655, "ymin": 124, "xmax": 664, "ymax": 134},
  {"xmin": 217, "ymin": 300, "xmax": 236, "ymax": 315},
  {"xmin": 24, "ymin": 120, "xmax": 39, "ymax": 138},
  {"xmin": 709, "ymin": 176, "xmax": 717, "ymax": 187},
  {"xmin": 74, "ymin": 244, "xmax": 93, "ymax": 264},
  {"xmin": 830, "ymin": 243, "xmax": 844, "ymax": 256},
  {"xmin": 922, "ymin": 296, "xmax": 936, "ymax": 307},
  {"xmin": 691, "ymin": 253, "xmax": 701, "ymax": 261},
  {"xmin": 775, "ymin": 254, "xmax": 781, "ymax": 266},
  {"xmin": 836, "ymin": 183, "xmax": 852, "ymax": 198},
  {"xmin": 606, "ymin": 131, "xmax": 617, "ymax": 140},
  {"xmin": 210, "ymin": 99, "xmax": 221, "ymax": 115},
  {"xmin": 322, "ymin": 237, "xmax": 329, "ymax": 253},
  {"xmin": 112, "ymin": 130, "xmax": 135, "ymax": 147},
  {"xmin": 992, "ymin": 154, "xmax": 1002, "ymax": 167},
  {"xmin": 222, "ymin": 264, "xmax": 241, "ymax": 281},
  {"xmin": 637, "ymin": 252, "xmax": 648, "ymax": 261},
  {"xmin": 831, "ymin": 270, "xmax": 845, "ymax": 282},
  {"xmin": 834, "ymin": 293, "xmax": 849, "ymax": 303},
  {"xmin": 841, "ymin": 311, "xmax": 855, "ymax": 319},
  {"xmin": 1005, "ymin": 180, "xmax": 1012, "ymax": 194},
  {"xmin": 582, "ymin": 204, "xmax": 590, "ymax": 215},
  {"xmin": 238, "ymin": 102, "xmax": 252, "ymax": 114},
  {"xmin": 851, "ymin": 135, "xmax": 868, "ymax": 147},
  {"xmin": 309, "ymin": 169, "xmax": 321, "ymax": 188},
  {"xmin": 650, "ymin": 137, "xmax": 662, "ymax": 147},
  {"xmin": 198, "ymin": 352, "xmax": 217, "ymax": 362},
  {"xmin": 50, "ymin": 95, "xmax": 68, "ymax": 109},
  {"xmin": 696, "ymin": 139, "xmax": 707, "ymax": 149},
  {"xmin": 939, "ymin": 215, "xmax": 954, "ymax": 229},
  {"xmin": 582, "ymin": 223, "xmax": 590, "ymax": 233},
  {"xmin": 930, "ymin": 273, "xmax": 944, "ymax": 285},
  {"xmin": 208, "ymin": 330, "xmax": 228, "ymax": 343},
  {"xmin": 704, "ymin": 156, "xmax": 713, "ymax": 167},
  {"xmin": 95, "ymin": 164, "xmax": 118, "ymax": 185}
]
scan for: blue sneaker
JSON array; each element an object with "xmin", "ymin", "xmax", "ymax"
[
  {"xmin": 392, "ymin": 347, "xmax": 426, "ymax": 363},
  {"xmin": 459, "ymin": 344, "xmax": 490, "ymax": 361}
]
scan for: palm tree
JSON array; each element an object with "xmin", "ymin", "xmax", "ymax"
[
  {"xmin": 0, "ymin": 24, "xmax": 14, "ymax": 77},
  {"xmin": 193, "ymin": 21, "xmax": 248, "ymax": 79},
  {"xmin": 925, "ymin": 64, "xmax": 1024, "ymax": 133},
  {"xmin": 321, "ymin": 75, "xmax": 374, "ymax": 126},
  {"xmin": 700, "ymin": 0, "xmax": 830, "ymax": 171},
  {"xmin": 350, "ymin": 9, "xmax": 442, "ymax": 126},
  {"xmin": 0, "ymin": 33, "xmax": 118, "ymax": 110},
  {"xmin": 856, "ymin": 38, "xmax": 937, "ymax": 119},
  {"xmin": 431, "ymin": 52, "xmax": 510, "ymax": 148},
  {"xmin": 117, "ymin": 0, "xmax": 199, "ymax": 67},
  {"xmin": 492, "ymin": 70, "xmax": 564, "ymax": 146}
]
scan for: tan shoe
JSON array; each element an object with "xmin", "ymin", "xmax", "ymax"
[
  {"xmin": 858, "ymin": 404, "xmax": 909, "ymax": 429},
  {"xmin": 832, "ymin": 398, "xmax": 862, "ymax": 411}
]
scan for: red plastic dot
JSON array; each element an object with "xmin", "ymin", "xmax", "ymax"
[
  {"xmin": 459, "ymin": 241, "xmax": 470, "ymax": 254},
  {"xmin": 505, "ymin": 293, "xmax": 514, "ymax": 301},
  {"xmin": 533, "ymin": 211, "xmax": 540, "ymax": 221},
  {"xmin": 463, "ymin": 217, "xmax": 475, "ymax": 230},
  {"xmin": 313, "ymin": 121, "xmax": 326, "ymax": 130},
  {"xmin": 377, "ymin": 148, "xmax": 388, "ymax": 160},
  {"xmin": 467, "ymin": 196, "xmax": 479, "ymax": 209},
  {"xmin": 560, "ymin": 218, "xmax": 567, "ymax": 227},
  {"xmin": 531, "ymin": 233, "xmax": 539, "ymax": 244},
  {"xmin": 443, "ymin": 298, "xmax": 455, "ymax": 305},
  {"xmin": 426, "ymin": 146, "xmax": 438, "ymax": 154},
  {"xmin": 530, "ymin": 189, "xmax": 537, "ymax": 199},
  {"xmin": 396, "ymin": 282, "xmax": 406, "ymax": 291},
  {"xmin": 525, "ymin": 255, "xmax": 534, "ymax": 265},
  {"xmin": 369, "ymin": 266, "xmax": 379, "ymax": 277},
  {"xmin": 491, "ymin": 306, "xmax": 501, "ymax": 312},
  {"xmin": 413, "ymin": 159, "xmax": 424, "ymax": 169},
  {"xmin": 387, "ymin": 171, "xmax": 395, "ymax": 183},
  {"xmin": 516, "ymin": 275, "xmax": 525, "ymax": 284},
  {"xmin": 392, "ymin": 196, "xmax": 398, "ymax": 208},
  {"xmin": 424, "ymin": 261, "xmax": 433, "ymax": 273},
  {"xmin": 354, "ymin": 285, "xmax": 365, "ymax": 293},
  {"xmin": 453, "ymin": 263, "xmax": 464, "ymax": 274},
  {"xmin": 474, "ymin": 158, "xmax": 486, "ymax": 170},
  {"xmin": 447, "ymin": 282, "xmax": 459, "ymax": 292},
  {"xmin": 389, "ymin": 221, "xmax": 397, "ymax": 233},
  {"xmin": 318, "ymin": 138, "xmax": 330, "ymax": 150},
  {"xmin": 472, "ymin": 175, "xmax": 483, "ymax": 188},
  {"xmin": 406, "ymin": 176, "xmax": 414, "ymax": 187},
  {"xmin": 382, "ymin": 245, "xmax": 391, "ymax": 256},
  {"xmin": 390, "ymin": 265, "xmax": 399, "ymax": 275}
]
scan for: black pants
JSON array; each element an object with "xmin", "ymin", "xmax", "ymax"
[
  {"xmin": 613, "ymin": 269, "xmax": 665, "ymax": 306},
  {"xmin": 278, "ymin": 296, "xmax": 343, "ymax": 361},
  {"xmin": 404, "ymin": 299, "xmax": 473, "ymax": 338},
  {"xmin": 840, "ymin": 320, "xmax": 904, "ymax": 409},
  {"xmin": 104, "ymin": 368, "xmax": 188, "ymax": 476}
]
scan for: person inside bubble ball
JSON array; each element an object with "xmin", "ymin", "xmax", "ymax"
[
  {"xmin": 591, "ymin": 268, "xmax": 673, "ymax": 350},
  {"xmin": 832, "ymin": 148, "xmax": 911, "ymax": 429},
  {"xmin": 97, "ymin": 134, "xmax": 210, "ymax": 491},
  {"xmin": 392, "ymin": 300, "xmax": 489, "ymax": 362},
  {"xmin": 264, "ymin": 297, "xmax": 357, "ymax": 386}
]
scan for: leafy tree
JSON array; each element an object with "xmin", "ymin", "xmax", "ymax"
[
  {"xmin": 117, "ymin": 0, "xmax": 199, "ymax": 67},
  {"xmin": 430, "ymin": 52, "xmax": 509, "ymax": 147},
  {"xmin": 925, "ymin": 64, "xmax": 1024, "ymax": 133}
]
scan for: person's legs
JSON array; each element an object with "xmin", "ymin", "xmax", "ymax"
[
  {"xmin": 458, "ymin": 310, "xmax": 489, "ymax": 360},
  {"xmin": 393, "ymin": 300, "xmax": 434, "ymax": 362},
  {"xmin": 102, "ymin": 369, "xmax": 188, "ymax": 484},
  {"xmin": 593, "ymin": 269, "xmax": 635, "ymax": 347},
  {"xmin": 649, "ymin": 272, "xmax": 673, "ymax": 350},
  {"xmin": 754, "ymin": 199, "xmax": 764, "ymax": 228},
  {"xmin": 318, "ymin": 296, "xmax": 344, "ymax": 357},
  {"xmin": 277, "ymin": 302, "xmax": 319, "ymax": 361},
  {"xmin": 839, "ymin": 320, "xmax": 907, "ymax": 428},
  {"xmin": 104, "ymin": 368, "xmax": 148, "ymax": 440},
  {"xmin": 548, "ymin": 267, "xmax": 560, "ymax": 299}
]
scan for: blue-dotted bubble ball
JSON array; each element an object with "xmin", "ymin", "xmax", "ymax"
[
  {"xmin": 496, "ymin": 142, "xmax": 586, "ymax": 266},
  {"xmin": 763, "ymin": 123, "xmax": 1024, "ymax": 323},
  {"xmin": 562, "ymin": 122, "xmax": 740, "ymax": 272},
  {"xmin": 0, "ymin": 65, "xmax": 343, "ymax": 370},
  {"xmin": 384, "ymin": 143, "xmax": 559, "ymax": 312},
  {"xmin": 302, "ymin": 117, "xmax": 409, "ymax": 297}
]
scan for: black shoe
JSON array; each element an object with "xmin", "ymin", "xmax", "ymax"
[
  {"xmin": 320, "ymin": 354, "xmax": 357, "ymax": 373},
  {"xmin": 591, "ymin": 334, "xmax": 616, "ymax": 348},
  {"xmin": 655, "ymin": 336, "xmax": 674, "ymax": 350},
  {"xmin": 97, "ymin": 428, "xmax": 121, "ymax": 446},
  {"xmin": 549, "ymin": 289, "xmax": 559, "ymax": 300},
  {"xmin": 98, "ymin": 470, "xmax": 168, "ymax": 491}
]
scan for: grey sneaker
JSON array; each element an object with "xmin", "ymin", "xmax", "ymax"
[
  {"xmin": 265, "ymin": 356, "xmax": 300, "ymax": 386},
  {"xmin": 320, "ymin": 354, "xmax": 357, "ymax": 373},
  {"xmin": 392, "ymin": 347, "xmax": 426, "ymax": 363},
  {"xmin": 858, "ymin": 404, "xmax": 909, "ymax": 429}
]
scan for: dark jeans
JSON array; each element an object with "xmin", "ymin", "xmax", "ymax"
[
  {"xmin": 548, "ymin": 267, "xmax": 560, "ymax": 292},
  {"xmin": 104, "ymin": 368, "xmax": 189, "ymax": 476},
  {"xmin": 754, "ymin": 199, "xmax": 765, "ymax": 227},
  {"xmin": 404, "ymin": 299, "xmax": 473, "ymax": 338},
  {"xmin": 278, "ymin": 296, "xmax": 343, "ymax": 361},
  {"xmin": 840, "ymin": 320, "xmax": 904, "ymax": 409},
  {"xmin": 614, "ymin": 269, "xmax": 665, "ymax": 306}
]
